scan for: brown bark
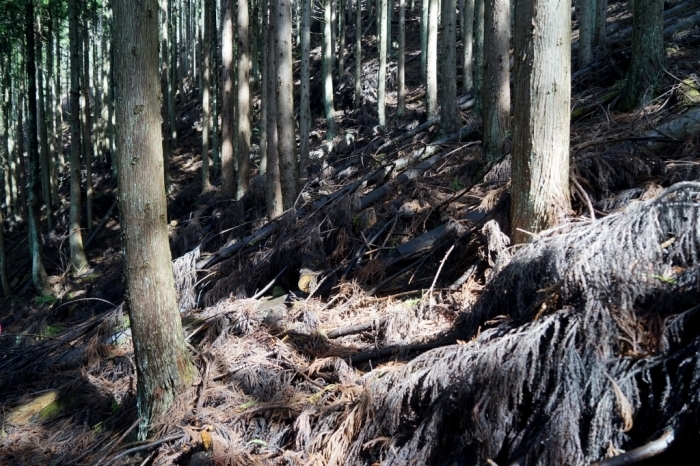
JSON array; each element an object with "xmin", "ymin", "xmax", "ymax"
[
  {"xmin": 266, "ymin": 0, "xmax": 283, "ymax": 219},
  {"xmin": 221, "ymin": 0, "xmax": 235, "ymax": 198},
  {"xmin": 113, "ymin": 0, "xmax": 195, "ymax": 437},
  {"xmin": 237, "ymin": 0, "xmax": 251, "ymax": 200},
  {"xmin": 201, "ymin": 0, "xmax": 213, "ymax": 192},
  {"xmin": 440, "ymin": 0, "xmax": 458, "ymax": 134},
  {"xmin": 482, "ymin": 0, "xmax": 510, "ymax": 161}
]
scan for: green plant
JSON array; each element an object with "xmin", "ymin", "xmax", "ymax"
[
  {"xmin": 35, "ymin": 294, "xmax": 58, "ymax": 306},
  {"xmin": 450, "ymin": 177, "xmax": 464, "ymax": 192},
  {"xmin": 44, "ymin": 324, "xmax": 65, "ymax": 337}
]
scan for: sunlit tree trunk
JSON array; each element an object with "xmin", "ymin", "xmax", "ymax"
[
  {"xmin": 237, "ymin": 0, "xmax": 252, "ymax": 199},
  {"xmin": 266, "ymin": 0, "xmax": 283, "ymax": 218},
  {"xmin": 276, "ymin": 0, "xmax": 298, "ymax": 209},
  {"xmin": 338, "ymin": 0, "xmax": 346, "ymax": 77},
  {"xmin": 300, "ymin": 0, "xmax": 311, "ymax": 178},
  {"xmin": 81, "ymin": 18, "xmax": 94, "ymax": 233},
  {"xmin": 440, "ymin": 0, "xmax": 458, "ymax": 133},
  {"xmin": 259, "ymin": 0, "xmax": 269, "ymax": 174},
  {"xmin": 378, "ymin": 0, "xmax": 387, "ymax": 126},
  {"xmin": 420, "ymin": 0, "xmax": 428, "ymax": 85},
  {"xmin": 221, "ymin": 0, "xmax": 235, "ymax": 197},
  {"xmin": 168, "ymin": 0, "xmax": 178, "ymax": 148},
  {"xmin": 68, "ymin": 0, "xmax": 89, "ymax": 273},
  {"xmin": 473, "ymin": 0, "xmax": 484, "ymax": 112},
  {"xmin": 161, "ymin": 0, "xmax": 173, "ymax": 191},
  {"xmin": 397, "ymin": 0, "xmax": 405, "ymax": 116},
  {"xmin": 354, "ymin": 0, "xmax": 362, "ymax": 109},
  {"xmin": 619, "ymin": 0, "xmax": 665, "ymax": 110},
  {"xmin": 46, "ymin": 9, "xmax": 59, "ymax": 207},
  {"xmin": 323, "ymin": 0, "xmax": 337, "ymax": 138},
  {"xmin": 462, "ymin": 0, "xmax": 474, "ymax": 92},
  {"xmin": 511, "ymin": 0, "xmax": 571, "ymax": 244},
  {"xmin": 210, "ymin": 1, "xmax": 220, "ymax": 174},
  {"xmin": 36, "ymin": 28, "xmax": 54, "ymax": 231},
  {"xmin": 113, "ymin": 0, "xmax": 195, "ymax": 438},
  {"xmin": 53, "ymin": 5, "xmax": 65, "ymax": 175},
  {"xmin": 482, "ymin": 0, "xmax": 510, "ymax": 161},
  {"xmin": 426, "ymin": 0, "xmax": 438, "ymax": 117},
  {"xmin": 26, "ymin": 0, "xmax": 51, "ymax": 293},
  {"xmin": 201, "ymin": 0, "xmax": 213, "ymax": 192}
]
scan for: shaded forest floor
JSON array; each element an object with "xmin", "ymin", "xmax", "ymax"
[{"xmin": 3, "ymin": 1, "xmax": 700, "ymax": 464}]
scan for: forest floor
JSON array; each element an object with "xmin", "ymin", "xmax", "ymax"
[{"xmin": 2, "ymin": 1, "xmax": 700, "ymax": 465}]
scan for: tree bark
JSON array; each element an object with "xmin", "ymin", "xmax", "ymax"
[
  {"xmin": 266, "ymin": 0, "xmax": 283, "ymax": 218},
  {"xmin": 36, "ymin": 29, "xmax": 54, "ymax": 231},
  {"xmin": 300, "ymin": 0, "xmax": 312, "ymax": 177},
  {"xmin": 113, "ymin": 0, "xmax": 195, "ymax": 438},
  {"xmin": 323, "ymin": 0, "xmax": 337, "ymax": 138},
  {"xmin": 354, "ymin": 0, "xmax": 362, "ymax": 109},
  {"xmin": 275, "ymin": 0, "xmax": 298, "ymax": 209},
  {"xmin": 338, "ymin": 0, "xmax": 346, "ymax": 78},
  {"xmin": 201, "ymin": 0, "xmax": 213, "ymax": 192},
  {"xmin": 378, "ymin": 0, "xmax": 388, "ymax": 126},
  {"xmin": 26, "ymin": 0, "xmax": 51, "ymax": 294},
  {"xmin": 473, "ymin": 0, "xmax": 484, "ymax": 112},
  {"xmin": 511, "ymin": 0, "xmax": 571, "ymax": 244},
  {"xmin": 619, "ymin": 0, "xmax": 665, "ymax": 110},
  {"xmin": 440, "ymin": 0, "xmax": 458, "ymax": 134},
  {"xmin": 482, "ymin": 0, "xmax": 510, "ymax": 162},
  {"xmin": 462, "ymin": 0, "xmax": 474, "ymax": 92},
  {"xmin": 260, "ymin": 0, "xmax": 269, "ymax": 174},
  {"xmin": 68, "ymin": 0, "xmax": 89, "ymax": 274},
  {"xmin": 160, "ymin": 0, "xmax": 173, "ymax": 192},
  {"xmin": 237, "ymin": 0, "xmax": 252, "ymax": 200},
  {"xmin": 420, "ymin": 0, "xmax": 428, "ymax": 85},
  {"xmin": 595, "ymin": 0, "xmax": 607, "ymax": 48},
  {"xmin": 221, "ymin": 0, "xmax": 235, "ymax": 197},
  {"xmin": 578, "ymin": 0, "xmax": 596, "ymax": 68},
  {"xmin": 81, "ymin": 18, "xmax": 94, "ymax": 233},
  {"xmin": 426, "ymin": 0, "xmax": 438, "ymax": 117},
  {"xmin": 397, "ymin": 0, "xmax": 405, "ymax": 116}
]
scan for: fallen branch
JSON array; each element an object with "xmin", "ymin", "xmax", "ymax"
[
  {"xmin": 326, "ymin": 318, "xmax": 388, "ymax": 339},
  {"xmin": 109, "ymin": 434, "xmax": 185, "ymax": 464},
  {"xmin": 347, "ymin": 338, "xmax": 455, "ymax": 365},
  {"xmin": 590, "ymin": 428, "xmax": 675, "ymax": 466}
]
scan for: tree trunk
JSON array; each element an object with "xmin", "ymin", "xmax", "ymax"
[
  {"xmin": 16, "ymin": 70, "xmax": 28, "ymax": 220},
  {"xmin": 473, "ymin": 0, "xmax": 484, "ymax": 112},
  {"xmin": 338, "ymin": 0, "xmax": 346, "ymax": 78},
  {"xmin": 420, "ymin": 0, "xmax": 428, "ymax": 85},
  {"xmin": 168, "ymin": 0, "xmax": 178, "ymax": 148},
  {"xmin": 511, "ymin": 0, "xmax": 571, "ymax": 244},
  {"xmin": 260, "ymin": 0, "xmax": 269, "ymax": 175},
  {"xmin": 68, "ymin": 0, "xmax": 89, "ymax": 273},
  {"xmin": 426, "ymin": 0, "xmax": 438, "ymax": 117},
  {"xmin": 354, "ymin": 0, "xmax": 362, "ymax": 109},
  {"xmin": 221, "ymin": 0, "xmax": 235, "ymax": 197},
  {"xmin": 578, "ymin": 0, "xmax": 595, "ymax": 68},
  {"xmin": 440, "ymin": 0, "xmax": 458, "ymax": 134},
  {"xmin": 595, "ymin": 0, "xmax": 607, "ymax": 48},
  {"xmin": 397, "ymin": 0, "xmax": 405, "ymax": 116},
  {"xmin": 482, "ymin": 0, "xmax": 510, "ymax": 162},
  {"xmin": 0, "ymin": 206, "xmax": 9, "ymax": 296},
  {"xmin": 462, "ymin": 0, "xmax": 474, "ymax": 92},
  {"xmin": 201, "ymin": 0, "xmax": 213, "ymax": 192},
  {"xmin": 237, "ymin": 0, "xmax": 252, "ymax": 200},
  {"xmin": 275, "ymin": 0, "xmax": 298, "ymax": 209},
  {"xmin": 323, "ymin": 0, "xmax": 337, "ymax": 139},
  {"xmin": 54, "ymin": 8, "xmax": 65, "ymax": 175},
  {"xmin": 619, "ymin": 0, "xmax": 665, "ymax": 110},
  {"xmin": 266, "ymin": 0, "xmax": 283, "ymax": 218},
  {"xmin": 36, "ymin": 30, "xmax": 54, "ymax": 231},
  {"xmin": 300, "ymin": 0, "xmax": 312, "ymax": 177},
  {"xmin": 160, "ymin": 0, "xmax": 173, "ymax": 192},
  {"xmin": 81, "ymin": 19, "xmax": 94, "ymax": 233},
  {"xmin": 47, "ymin": 8, "xmax": 59, "ymax": 207},
  {"xmin": 386, "ymin": 0, "xmax": 392, "ymax": 56},
  {"xmin": 113, "ymin": 0, "xmax": 195, "ymax": 438},
  {"xmin": 378, "ymin": 0, "xmax": 388, "ymax": 126},
  {"xmin": 210, "ymin": 2, "xmax": 220, "ymax": 174},
  {"xmin": 25, "ymin": 0, "xmax": 51, "ymax": 294}
]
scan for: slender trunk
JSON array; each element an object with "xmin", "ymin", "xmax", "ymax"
[
  {"xmin": 113, "ymin": 0, "xmax": 195, "ymax": 438},
  {"xmin": 595, "ymin": 0, "xmax": 607, "ymax": 48},
  {"xmin": 2, "ymin": 69, "xmax": 13, "ymax": 219},
  {"xmin": 201, "ymin": 0, "xmax": 213, "ymax": 192},
  {"xmin": 397, "ymin": 0, "xmax": 405, "ymax": 116},
  {"xmin": 511, "ymin": 0, "xmax": 571, "ymax": 244},
  {"xmin": 386, "ymin": 0, "xmax": 392, "ymax": 56},
  {"xmin": 82, "ymin": 20, "xmax": 94, "ymax": 233},
  {"xmin": 300, "ymin": 0, "xmax": 311, "ymax": 178},
  {"xmin": 578, "ymin": 0, "xmax": 595, "ymax": 68},
  {"xmin": 16, "ymin": 72, "xmax": 28, "ymax": 219},
  {"xmin": 68, "ymin": 0, "xmax": 89, "ymax": 273},
  {"xmin": 26, "ymin": 0, "xmax": 51, "ymax": 293},
  {"xmin": 426, "ymin": 0, "xmax": 438, "ymax": 117},
  {"xmin": 161, "ymin": 0, "xmax": 173, "ymax": 192},
  {"xmin": 54, "ymin": 9, "xmax": 65, "ymax": 174},
  {"xmin": 0, "ymin": 207, "xmax": 9, "ymax": 296},
  {"xmin": 440, "ymin": 0, "xmax": 458, "ymax": 134},
  {"xmin": 462, "ymin": 0, "xmax": 474, "ymax": 92},
  {"xmin": 338, "ymin": 0, "xmax": 346, "ymax": 78},
  {"xmin": 473, "ymin": 0, "xmax": 484, "ymax": 112},
  {"xmin": 168, "ymin": 0, "xmax": 178, "ymax": 148},
  {"xmin": 266, "ymin": 0, "xmax": 283, "ymax": 218},
  {"xmin": 482, "ymin": 0, "xmax": 510, "ymax": 161},
  {"xmin": 354, "ymin": 0, "xmax": 362, "ymax": 109},
  {"xmin": 37, "ymin": 32, "xmax": 54, "ymax": 231},
  {"xmin": 378, "ymin": 0, "xmax": 387, "ymax": 126},
  {"xmin": 47, "ymin": 10, "xmax": 59, "ymax": 207},
  {"xmin": 276, "ymin": 0, "xmax": 298, "ymax": 209},
  {"xmin": 260, "ymin": 0, "xmax": 268, "ymax": 174},
  {"xmin": 237, "ymin": 0, "xmax": 251, "ymax": 199},
  {"xmin": 210, "ymin": 0, "xmax": 220, "ymax": 173},
  {"xmin": 221, "ymin": 0, "xmax": 235, "ymax": 197},
  {"xmin": 420, "ymin": 0, "xmax": 428, "ymax": 85},
  {"xmin": 323, "ymin": 0, "xmax": 337, "ymax": 138}
]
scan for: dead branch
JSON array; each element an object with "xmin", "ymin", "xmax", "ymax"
[
  {"xmin": 325, "ymin": 318, "xmax": 388, "ymax": 339},
  {"xmin": 347, "ymin": 338, "xmax": 455, "ymax": 365},
  {"xmin": 109, "ymin": 434, "xmax": 185, "ymax": 464},
  {"xmin": 590, "ymin": 428, "xmax": 675, "ymax": 466}
]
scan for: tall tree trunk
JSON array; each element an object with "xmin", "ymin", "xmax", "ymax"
[
  {"xmin": 81, "ymin": 19, "xmax": 94, "ymax": 233},
  {"xmin": 68, "ymin": 0, "xmax": 89, "ymax": 273},
  {"xmin": 397, "ymin": 0, "xmax": 405, "ymax": 116},
  {"xmin": 425, "ymin": 0, "xmax": 438, "ymax": 117},
  {"xmin": 511, "ymin": 0, "xmax": 571, "ymax": 244},
  {"xmin": 482, "ymin": 0, "xmax": 510, "ymax": 161},
  {"xmin": 378, "ymin": 0, "xmax": 387, "ymax": 126},
  {"xmin": 168, "ymin": 0, "xmax": 178, "ymax": 149},
  {"xmin": 386, "ymin": 0, "xmax": 392, "ymax": 55},
  {"xmin": 113, "ymin": 0, "xmax": 195, "ymax": 438},
  {"xmin": 47, "ymin": 8, "xmax": 59, "ymax": 206},
  {"xmin": 276, "ymin": 0, "xmax": 298, "ymax": 209},
  {"xmin": 16, "ymin": 71, "xmax": 28, "ymax": 220},
  {"xmin": 578, "ymin": 0, "xmax": 595, "ymax": 68},
  {"xmin": 266, "ymin": 0, "xmax": 283, "ymax": 218},
  {"xmin": 0, "ymin": 207, "xmax": 9, "ymax": 296},
  {"xmin": 300, "ymin": 0, "xmax": 311, "ymax": 178},
  {"xmin": 473, "ymin": 0, "xmax": 484, "ymax": 112},
  {"xmin": 420, "ymin": 0, "xmax": 428, "ymax": 85},
  {"xmin": 55, "ymin": 2, "xmax": 65, "ymax": 174},
  {"xmin": 1, "ymin": 69, "xmax": 13, "ymax": 219},
  {"xmin": 462, "ymin": 0, "xmax": 474, "ymax": 92},
  {"xmin": 440, "ymin": 0, "xmax": 458, "ymax": 134},
  {"xmin": 323, "ymin": 0, "xmax": 337, "ymax": 139},
  {"xmin": 37, "ymin": 30, "xmax": 54, "ymax": 231},
  {"xmin": 595, "ymin": 0, "xmax": 607, "ymax": 48},
  {"xmin": 221, "ymin": 0, "xmax": 235, "ymax": 197},
  {"xmin": 26, "ymin": 0, "xmax": 51, "ymax": 294},
  {"xmin": 210, "ymin": 1, "xmax": 220, "ymax": 174},
  {"xmin": 161, "ymin": 0, "xmax": 173, "ymax": 191},
  {"xmin": 260, "ymin": 0, "xmax": 269, "ymax": 174},
  {"xmin": 354, "ymin": 0, "xmax": 362, "ymax": 109},
  {"xmin": 619, "ymin": 0, "xmax": 665, "ymax": 110},
  {"xmin": 237, "ymin": 0, "xmax": 251, "ymax": 199},
  {"xmin": 338, "ymin": 0, "xmax": 346, "ymax": 78},
  {"xmin": 201, "ymin": 0, "xmax": 213, "ymax": 192}
]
